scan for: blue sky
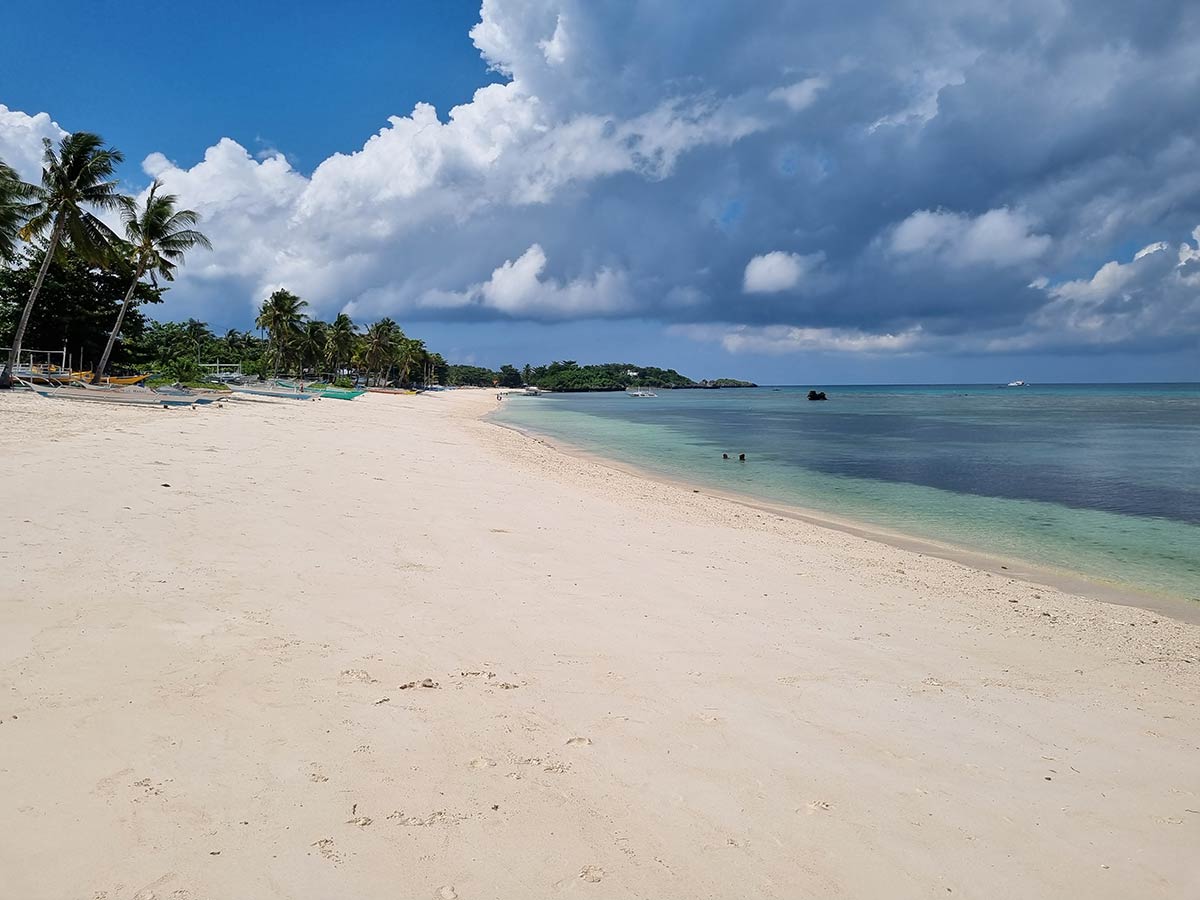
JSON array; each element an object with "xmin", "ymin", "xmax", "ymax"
[{"xmin": 2, "ymin": 0, "xmax": 1199, "ymax": 383}]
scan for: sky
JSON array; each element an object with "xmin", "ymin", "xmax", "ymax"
[{"xmin": 2, "ymin": 0, "xmax": 1199, "ymax": 383}]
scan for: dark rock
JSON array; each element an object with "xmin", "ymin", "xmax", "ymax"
[{"xmin": 807, "ymin": 390, "xmax": 828, "ymax": 401}]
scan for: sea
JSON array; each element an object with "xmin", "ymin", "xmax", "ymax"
[{"xmin": 492, "ymin": 384, "xmax": 1200, "ymax": 601}]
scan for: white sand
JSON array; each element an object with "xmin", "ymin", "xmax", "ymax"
[{"xmin": 1, "ymin": 389, "xmax": 1197, "ymax": 900}]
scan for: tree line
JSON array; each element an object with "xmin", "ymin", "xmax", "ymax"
[
  {"xmin": 444, "ymin": 360, "xmax": 755, "ymax": 391},
  {"xmin": 0, "ymin": 131, "xmax": 448, "ymax": 389}
]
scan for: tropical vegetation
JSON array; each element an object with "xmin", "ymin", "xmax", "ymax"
[
  {"xmin": 1, "ymin": 133, "xmax": 126, "ymax": 386},
  {"xmin": 446, "ymin": 360, "xmax": 756, "ymax": 391},
  {"xmin": 92, "ymin": 181, "xmax": 211, "ymax": 382},
  {"xmin": 0, "ymin": 131, "xmax": 751, "ymax": 393}
]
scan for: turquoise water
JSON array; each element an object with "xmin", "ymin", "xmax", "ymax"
[{"xmin": 493, "ymin": 385, "xmax": 1200, "ymax": 600}]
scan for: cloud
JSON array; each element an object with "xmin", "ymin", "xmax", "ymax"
[
  {"xmin": 0, "ymin": 105, "xmax": 66, "ymax": 180},
  {"xmin": 743, "ymin": 250, "xmax": 824, "ymax": 293},
  {"xmin": 888, "ymin": 207, "xmax": 1051, "ymax": 267},
  {"xmin": 409, "ymin": 243, "xmax": 632, "ymax": 319},
  {"xmin": 674, "ymin": 323, "xmax": 926, "ymax": 355},
  {"xmin": 1002, "ymin": 232, "xmax": 1200, "ymax": 352},
  {"xmin": 1, "ymin": 0, "xmax": 1199, "ymax": 365},
  {"xmin": 768, "ymin": 77, "xmax": 829, "ymax": 112}
]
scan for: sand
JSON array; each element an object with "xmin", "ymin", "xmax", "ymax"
[{"xmin": 0, "ymin": 388, "xmax": 1197, "ymax": 900}]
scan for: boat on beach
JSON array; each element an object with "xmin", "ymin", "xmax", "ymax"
[
  {"xmin": 227, "ymin": 381, "xmax": 318, "ymax": 401},
  {"xmin": 273, "ymin": 379, "xmax": 365, "ymax": 400},
  {"xmin": 23, "ymin": 381, "xmax": 198, "ymax": 408}
]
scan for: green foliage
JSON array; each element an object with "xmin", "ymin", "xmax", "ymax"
[
  {"xmin": 523, "ymin": 361, "xmax": 690, "ymax": 392},
  {"xmin": 0, "ymin": 159, "xmax": 32, "ymax": 263},
  {"xmin": 0, "ymin": 245, "xmax": 160, "ymax": 369},
  {"xmin": 125, "ymin": 318, "xmax": 268, "ymax": 376},
  {"xmin": 19, "ymin": 133, "xmax": 126, "ymax": 262},
  {"xmin": 255, "ymin": 288, "xmax": 307, "ymax": 374},
  {"xmin": 160, "ymin": 356, "xmax": 203, "ymax": 383},
  {"xmin": 333, "ymin": 375, "xmax": 354, "ymax": 389},
  {"xmin": 445, "ymin": 364, "xmax": 499, "ymax": 387},
  {"xmin": 497, "ymin": 364, "xmax": 523, "ymax": 388}
]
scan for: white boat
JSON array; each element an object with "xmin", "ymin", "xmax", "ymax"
[
  {"xmin": 25, "ymin": 381, "xmax": 197, "ymax": 408},
  {"xmin": 227, "ymin": 381, "xmax": 318, "ymax": 401},
  {"xmin": 1006, "ymin": 380, "xmax": 1028, "ymax": 387},
  {"xmin": 626, "ymin": 386, "xmax": 658, "ymax": 398}
]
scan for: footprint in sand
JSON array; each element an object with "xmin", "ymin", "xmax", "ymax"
[
  {"xmin": 436, "ymin": 887, "xmax": 458, "ymax": 900},
  {"xmin": 579, "ymin": 865, "xmax": 604, "ymax": 883},
  {"xmin": 311, "ymin": 838, "xmax": 341, "ymax": 863},
  {"xmin": 806, "ymin": 800, "xmax": 834, "ymax": 813},
  {"xmin": 565, "ymin": 737, "xmax": 592, "ymax": 746},
  {"xmin": 469, "ymin": 757, "xmax": 497, "ymax": 769}
]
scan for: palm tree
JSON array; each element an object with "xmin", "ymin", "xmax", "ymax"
[
  {"xmin": 325, "ymin": 313, "xmax": 357, "ymax": 382},
  {"xmin": 397, "ymin": 336, "xmax": 426, "ymax": 386},
  {"xmin": 255, "ymin": 289, "xmax": 307, "ymax": 377},
  {"xmin": 363, "ymin": 319, "xmax": 400, "ymax": 386},
  {"xmin": 297, "ymin": 320, "xmax": 327, "ymax": 380},
  {"xmin": 0, "ymin": 159, "xmax": 32, "ymax": 263},
  {"xmin": 1, "ymin": 133, "xmax": 124, "ymax": 388},
  {"xmin": 92, "ymin": 182, "xmax": 211, "ymax": 382}
]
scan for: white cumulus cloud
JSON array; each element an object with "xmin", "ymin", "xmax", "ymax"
[
  {"xmin": 743, "ymin": 250, "xmax": 825, "ymax": 293},
  {"xmin": 414, "ymin": 243, "xmax": 631, "ymax": 319},
  {"xmin": 0, "ymin": 105, "xmax": 66, "ymax": 180},
  {"xmin": 888, "ymin": 207, "xmax": 1051, "ymax": 268}
]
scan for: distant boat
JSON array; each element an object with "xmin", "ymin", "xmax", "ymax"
[
  {"xmin": 1006, "ymin": 380, "xmax": 1028, "ymax": 387},
  {"xmin": 626, "ymin": 386, "xmax": 657, "ymax": 398}
]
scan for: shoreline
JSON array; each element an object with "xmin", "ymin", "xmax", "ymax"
[{"xmin": 484, "ymin": 405, "xmax": 1200, "ymax": 626}]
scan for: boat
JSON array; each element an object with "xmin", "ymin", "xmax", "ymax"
[
  {"xmin": 24, "ymin": 381, "xmax": 198, "ymax": 408},
  {"xmin": 626, "ymin": 386, "xmax": 658, "ymax": 397},
  {"xmin": 152, "ymin": 384, "xmax": 231, "ymax": 405},
  {"xmin": 227, "ymin": 381, "xmax": 318, "ymax": 401},
  {"xmin": 1005, "ymin": 380, "xmax": 1028, "ymax": 387},
  {"xmin": 310, "ymin": 387, "xmax": 365, "ymax": 401},
  {"xmin": 94, "ymin": 373, "xmax": 152, "ymax": 386},
  {"xmin": 523, "ymin": 386, "xmax": 548, "ymax": 396},
  {"xmin": 272, "ymin": 379, "xmax": 364, "ymax": 400}
]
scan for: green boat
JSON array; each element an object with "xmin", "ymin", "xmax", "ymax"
[{"xmin": 312, "ymin": 387, "xmax": 365, "ymax": 400}]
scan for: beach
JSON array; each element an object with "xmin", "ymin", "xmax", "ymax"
[{"xmin": 1, "ymin": 389, "xmax": 1197, "ymax": 899}]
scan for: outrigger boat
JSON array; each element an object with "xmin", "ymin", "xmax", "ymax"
[
  {"xmin": 273, "ymin": 379, "xmax": 365, "ymax": 400},
  {"xmin": 23, "ymin": 380, "xmax": 198, "ymax": 408},
  {"xmin": 226, "ymin": 380, "xmax": 318, "ymax": 401}
]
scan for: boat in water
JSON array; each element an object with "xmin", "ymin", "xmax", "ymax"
[
  {"xmin": 1006, "ymin": 380, "xmax": 1028, "ymax": 387},
  {"xmin": 626, "ymin": 386, "xmax": 658, "ymax": 398}
]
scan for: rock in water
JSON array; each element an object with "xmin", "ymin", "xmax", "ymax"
[{"xmin": 807, "ymin": 390, "xmax": 828, "ymax": 401}]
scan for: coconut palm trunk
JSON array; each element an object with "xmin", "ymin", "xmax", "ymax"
[
  {"xmin": 0, "ymin": 219, "xmax": 63, "ymax": 387},
  {"xmin": 92, "ymin": 261, "xmax": 145, "ymax": 383}
]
